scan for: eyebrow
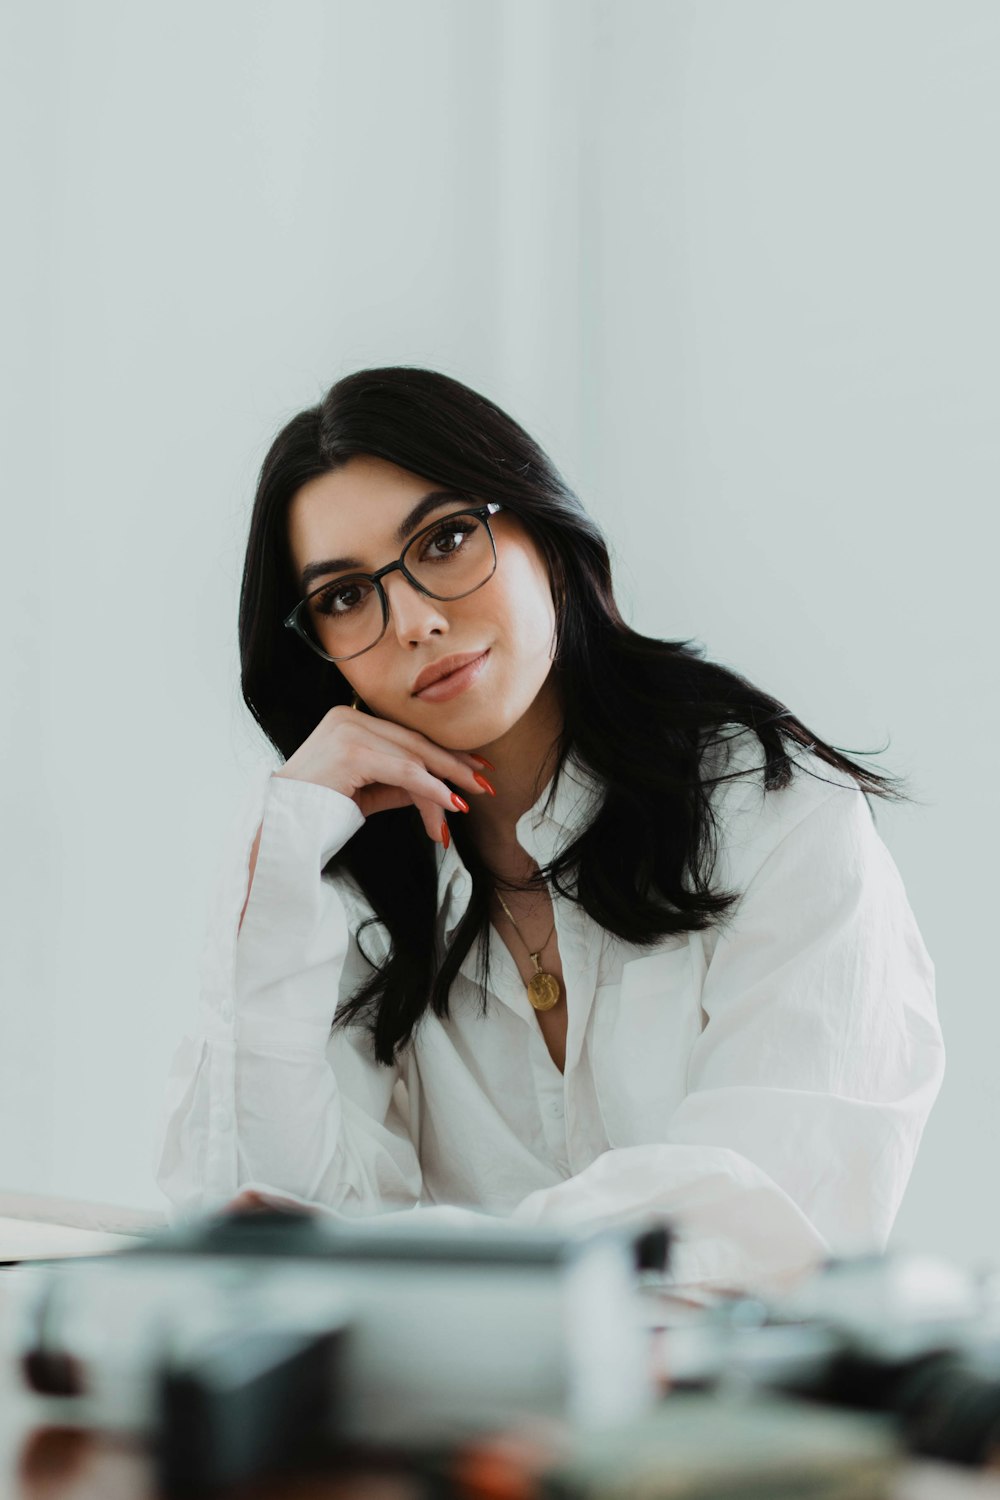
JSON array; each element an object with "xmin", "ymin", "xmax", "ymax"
[{"xmin": 298, "ymin": 489, "xmax": 472, "ymax": 593}]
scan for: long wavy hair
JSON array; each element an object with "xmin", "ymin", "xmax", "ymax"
[{"xmin": 239, "ymin": 365, "xmax": 908, "ymax": 1065}]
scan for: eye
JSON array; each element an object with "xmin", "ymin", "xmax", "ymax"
[
  {"xmin": 315, "ymin": 579, "xmax": 373, "ymax": 616},
  {"xmin": 418, "ymin": 519, "xmax": 477, "ymax": 562}
]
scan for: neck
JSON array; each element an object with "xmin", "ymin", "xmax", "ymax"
[{"xmin": 465, "ymin": 678, "xmax": 564, "ymax": 856}]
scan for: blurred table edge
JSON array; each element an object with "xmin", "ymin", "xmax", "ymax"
[{"xmin": 0, "ymin": 1192, "xmax": 167, "ymax": 1262}]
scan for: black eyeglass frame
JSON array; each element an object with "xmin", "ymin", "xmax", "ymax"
[{"xmin": 283, "ymin": 501, "xmax": 504, "ymax": 663}]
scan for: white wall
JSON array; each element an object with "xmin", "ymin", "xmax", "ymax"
[
  {"xmin": 1, "ymin": 1, "xmax": 995, "ymax": 1270},
  {"xmin": 586, "ymin": 0, "xmax": 1000, "ymax": 1269}
]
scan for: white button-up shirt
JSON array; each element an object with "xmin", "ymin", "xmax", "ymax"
[{"xmin": 153, "ymin": 727, "xmax": 945, "ymax": 1295}]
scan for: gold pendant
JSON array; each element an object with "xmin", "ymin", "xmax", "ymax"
[{"xmin": 528, "ymin": 970, "xmax": 561, "ymax": 1012}]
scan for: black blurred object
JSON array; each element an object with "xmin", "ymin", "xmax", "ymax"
[
  {"xmin": 806, "ymin": 1346, "xmax": 1000, "ymax": 1467},
  {"xmin": 157, "ymin": 1322, "xmax": 342, "ymax": 1496},
  {"xmin": 633, "ymin": 1224, "xmax": 671, "ymax": 1276}
]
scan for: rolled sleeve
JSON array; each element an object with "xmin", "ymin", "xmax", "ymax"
[{"xmin": 153, "ymin": 768, "xmax": 423, "ymax": 1218}]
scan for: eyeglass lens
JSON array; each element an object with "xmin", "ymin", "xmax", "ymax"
[{"xmin": 300, "ymin": 511, "xmax": 496, "ymax": 659}]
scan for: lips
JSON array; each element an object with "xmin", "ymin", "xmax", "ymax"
[{"xmin": 412, "ymin": 650, "xmax": 490, "ymax": 696}]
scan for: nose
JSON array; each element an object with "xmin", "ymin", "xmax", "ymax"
[{"xmin": 382, "ymin": 572, "xmax": 450, "ymax": 647}]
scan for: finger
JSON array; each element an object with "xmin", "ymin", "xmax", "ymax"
[
  {"xmin": 339, "ymin": 713, "xmax": 495, "ymax": 799},
  {"xmin": 415, "ymin": 796, "xmax": 452, "ymax": 845},
  {"xmin": 225, "ymin": 1190, "xmax": 268, "ymax": 1214},
  {"xmin": 358, "ymin": 784, "xmax": 418, "ymax": 817},
  {"xmin": 399, "ymin": 741, "xmax": 495, "ymax": 801},
  {"xmin": 393, "ymin": 738, "xmax": 494, "ymax": 798},
  {"xmin": 397, "ymin": 766, "xmax": 472, "ymax": 843},
  {"xmin": 361, "ymin": 784, "xmax": 451, "ymax": 845},
  {"xmin": 362, "ymin": 783, "xmax": 450, "ymax": 844},
  {"xmin": 360, "ymin": 746, "xmax": 476, "ymax": 818},
  {"xmin": 360, "ymin": 751, "xmax": 472, "ymax": 842}
]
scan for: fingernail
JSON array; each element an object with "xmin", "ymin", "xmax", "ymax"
[
  {"xmin": 451, "ymin": 793, "xmax": 470, "ymax": 813},
  {"xmin": 440, "ymin": 820, "xmax": 450, "ymax": 850},
  {"xmin": 473, "ymin": 773, "xmax": 496, "ymax": 796},
  {"xmin": 470, "ymin": 754, "xmax": 496, "ymax": 771}
]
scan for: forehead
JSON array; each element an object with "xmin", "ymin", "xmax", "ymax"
[{"xmin": 289, "ymin": 456, "xmax": 429, "ymax": 540}]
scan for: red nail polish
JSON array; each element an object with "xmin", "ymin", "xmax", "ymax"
[
  {"xmin": 440, "ymin": 820, "xmax": 450, "ymax": 850},
  {"xmin": 451, "ymin": 793, "xmax": 470, "ymax": 813},
  {"xmin": 470, "ymin": 754, "xmax": 496, "ymax": 771},
  {"xmin": 473, "ymin": 773, "xmax": 496, "ymax": 796}
]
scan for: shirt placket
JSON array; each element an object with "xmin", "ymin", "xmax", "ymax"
[
  {"xmin": 485, "ymin": 920, "xmax": 570, "ymax": 1173},
  {"xmin": 553, "ymin": 889, "xmax": 606, "ymax": 1176},
  {"xmin": 437, "ymin": 759, "xmax": 610, "ymax": 1179},
  {"xmin": 515, "ymin": 820, "xmax": 605, "ymax": 1180}
]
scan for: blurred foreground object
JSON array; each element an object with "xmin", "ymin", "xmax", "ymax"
[
  {"xmin": 665, "ymin": 1251, "xmax": 1000, "ymax": 1468},
  {"xmin": 6, "ymin": 1208, "xmax": 662, "ymax": 1491},
  {"xmin": 8, "ymin": 1211, "xmax": 1000, "ymax": 1496},
  {"xmin": 447, "ymin": 1391, "xmax": 901, "ymax": 1499}
]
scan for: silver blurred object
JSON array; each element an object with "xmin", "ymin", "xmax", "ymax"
[
  {"xmin": 6, "ymin": 1210, "xmax": 663, "ymax": 1465},
  {"xmin": 664, "ymin": 1250, "xmax": 1000, "ymax": 1467}
]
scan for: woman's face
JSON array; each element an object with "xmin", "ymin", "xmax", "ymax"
[{"xmin": 285, "ymin": 455, "xmax": 560, "ymax": 752}]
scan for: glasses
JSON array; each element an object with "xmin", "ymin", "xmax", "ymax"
[{"xmin": 283, "ymin": 502, "xmax": 504, "ymax": 663}]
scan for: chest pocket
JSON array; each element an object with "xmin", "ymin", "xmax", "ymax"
[{"xmin": 590, "ymin": 940, "xmax": 702, "ymax": 1146}]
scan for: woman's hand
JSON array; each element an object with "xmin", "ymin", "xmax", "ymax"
[
  {"xmin": 273, "ymin": 704, "xmax": 494, "ymax": 846},
  {"xmin": 222, "ymin": 1188, "xmax": 317, "ymax": 1215}
]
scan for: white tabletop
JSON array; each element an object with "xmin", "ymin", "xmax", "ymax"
[{"xmin": 0, "ymin": 1192, "xmax": 166, "ymax": 1262}]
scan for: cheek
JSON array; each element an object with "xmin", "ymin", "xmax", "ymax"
[
  {"xmin": 515, "ymin": 582, "xmax": 558, "ymax": 662},
  {"xmin": 338, "ymin": 660, "xmax": 388, "ymax": 711},
  {"xmin": 499, "ymin": 552, "xmax": 556, "ymax": 639}
]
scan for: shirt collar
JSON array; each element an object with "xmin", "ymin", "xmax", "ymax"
[{"xmin": 436, "ymin": 747, "xmax": 605, "ymax": 939}]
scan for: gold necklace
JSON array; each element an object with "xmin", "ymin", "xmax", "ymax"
[{"xmin": 493, "ymin": 888, "xmax": 562, "ymax": 1012}]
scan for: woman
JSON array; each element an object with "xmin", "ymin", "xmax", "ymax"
[{"xmin": 154, "ymin": 365, "xmax": 944, "ymax": 1295}]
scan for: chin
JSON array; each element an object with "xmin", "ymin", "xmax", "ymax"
[
  {"xmin": 405, "ymin": 696, "xmax": 516, "ymax": 750},
  {"xmin": 429, "ymin": 710, "xmax": 514, "ymax": 750}
]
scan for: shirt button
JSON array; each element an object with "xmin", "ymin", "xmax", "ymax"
[{"xmin": 549, "ymin": 1099, "xmax": 564, "ymax": 1117}]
